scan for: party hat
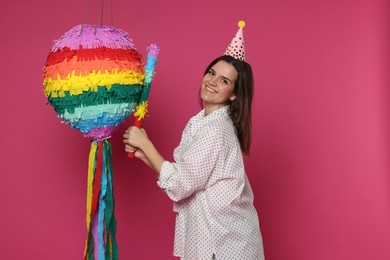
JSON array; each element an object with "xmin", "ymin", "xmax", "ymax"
[{"xmin": 224, "ymin": 20, "xmax": 246, "ymax": 61}]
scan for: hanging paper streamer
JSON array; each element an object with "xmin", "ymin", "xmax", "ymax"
[
  {"xmin": 85, "ymin": 140, "xmax": 117, "ymax": 259},
  {"xmin": 42, "ymin": 24, "xmax": 159, "ymax": 259}
]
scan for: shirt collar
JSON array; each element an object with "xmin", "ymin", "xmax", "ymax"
[{"xmin": 189, "ymin": 106, "xmax": 230, "ymax": 137}]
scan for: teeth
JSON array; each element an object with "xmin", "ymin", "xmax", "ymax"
[{"xmin": 206, "ymin": 87, "xmax": 217, "ymax": 93}]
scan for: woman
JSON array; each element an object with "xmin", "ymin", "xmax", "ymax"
[{"xmin": 123, "ymin": 55, "xmax": 265, "ymax": 260}]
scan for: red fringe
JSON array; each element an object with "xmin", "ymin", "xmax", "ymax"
[{"xmin": 45, "ymin": 46, "xmax": 144, "ymax": 67}]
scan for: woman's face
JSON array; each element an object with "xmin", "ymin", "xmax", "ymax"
[{"xmin": 201, "ymin": 60, "xmax": 238, "ymax": 114}]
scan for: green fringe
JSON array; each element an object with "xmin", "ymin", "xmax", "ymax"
[
  {"xmin": 104, "ymin": 141, "xmax": 118, "ymax": 259},
  {"xmin": 48, "ymin": 84, "xmax": 143, "ymax": 114},
  {"xmin": 140, "ymin": 85, "xmax": 151, "ymax": 103}
]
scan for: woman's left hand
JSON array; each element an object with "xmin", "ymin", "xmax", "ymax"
[
  {"xmin": 123, "ymin": 126, "xmax": 149, "ymax": 150},
  {"xmin": 123, "ymin": 126, "xmax": 165, "ymax": 175}
]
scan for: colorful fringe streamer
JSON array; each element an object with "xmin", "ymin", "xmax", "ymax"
[
  {"xmin": 127, "ymin": 44, "xmax": 160, "ymax": 158},
  {"xmin": 85, "ymin": 140, "xmax": 118, "ymax": 260},
  {"xmin": 136, "ymin": 44, "xmax": 160, "ymax": 119}
]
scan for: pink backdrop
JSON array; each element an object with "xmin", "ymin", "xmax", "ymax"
[{"xmin": 1, "ymin": 0, "xmax": 389, "ymax": 259}]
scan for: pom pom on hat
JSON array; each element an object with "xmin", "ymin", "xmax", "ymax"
[{"xmin": 224, "ymin": 20, "xmax": 246, "ymax": 61}]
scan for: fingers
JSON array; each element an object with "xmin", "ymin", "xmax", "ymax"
[
  {"xmin": 129, "ymin": 126, "xmax": 145, "ymax": 134},
  {"xmin": 122, "ymin": 127, "xmax": 131, "ymax": 140},
  {"xmin": 123, "ymin": 126, "xmax": 136, "ymax": 136},
  {"xmin": 123, "ymin": 126, "xmax": 149, "ymax": 152},
  {"xmin": 123, "ymin": 126, "xmax": 138, "ymax": 143},
  {"xmin": 122, "ymin": 133, "xmax": 129, "ymax": 145},
  {"xmin": 124, "ymin": 144, "xmax": 137, "ymax": 152}
]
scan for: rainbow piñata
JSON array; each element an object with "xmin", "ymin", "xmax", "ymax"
[
  {"xmin": 42, "ymin": 24, "xmax": 159, "ymax": 260},
  {"xmin": 43, "ymin": 24, "xmax": 158, "ymax": 140}
]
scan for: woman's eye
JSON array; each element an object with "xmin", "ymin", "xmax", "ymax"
[
  {"xmin": 222, "ymin": 79, "xmax": 228, "ymax": 85},
  {"xmin": 208, "ymin": 70, "xmax": 215, "ymax": 75}
]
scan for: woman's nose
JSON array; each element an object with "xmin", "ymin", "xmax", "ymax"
[{"xmin": 209, "ymin": 77, "xmax": 218, "ymax": 85}]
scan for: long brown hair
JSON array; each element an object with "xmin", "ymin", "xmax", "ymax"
[{"xmin": 200, "ymin": 55, "xmax": 254, "ymax": 155}]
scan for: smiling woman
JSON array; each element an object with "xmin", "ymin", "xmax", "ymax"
[
  {"xmin": 123, "ymin": 22, "xmax": 265, "ymax": 260},
  {"xmin": 200, "ymin": 55, "xmax": 254, "ymax": 155}
]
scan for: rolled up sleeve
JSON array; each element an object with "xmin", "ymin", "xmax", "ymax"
[{"xmin": 157, "ymin": 123, "xmax": 223, "ymax": 202}]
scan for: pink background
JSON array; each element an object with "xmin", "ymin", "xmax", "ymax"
[{"xmin": 1, "ymin": 0, "xmax": 389, "ymax": 259}]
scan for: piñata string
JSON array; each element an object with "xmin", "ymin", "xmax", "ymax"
[{"xmin": 81, "ymin": 0, "xmax": 114, "ymax": 35}]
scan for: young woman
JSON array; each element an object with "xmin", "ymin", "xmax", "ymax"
[{"xmin": 123, "ymin": 55, "xmax": 265, "ymax": 260}]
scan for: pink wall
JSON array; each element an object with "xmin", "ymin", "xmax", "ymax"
[{"xmin": 1, "ymin": 0, "xmax": 389, "ymax": 259}]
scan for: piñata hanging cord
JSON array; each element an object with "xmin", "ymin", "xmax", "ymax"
[
  {"xmin": 84, "ymin": 140, "xmax": 118, "ymax": 260},
  {"xmin": 81, "ymin": 0, "xmax": 114, "ymax": 34}
]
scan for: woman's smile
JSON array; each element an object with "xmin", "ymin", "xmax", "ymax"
[{"xmin": 205, "ymin": 86, "xmax": 217, "ymax": 93}]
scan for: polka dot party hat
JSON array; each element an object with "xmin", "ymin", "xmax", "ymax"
[{"xmin": 224, "ymin": 20, "xmax": 246, "ymax": 61}]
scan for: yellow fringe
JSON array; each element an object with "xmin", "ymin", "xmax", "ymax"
[
  {"xmin": 86, "ymin": 141, "xmax": 97, "ymax": 229},
  {"xmin": 84, "ymin": 141, "xmax": 97, "ymax": 258},
  {"xmin": 43, "ymin": 69, "xmax": 145, "ymax": 97},
  {"xmin": 133, "ymin": 101, "xmax": 148, "ymax": 120}
]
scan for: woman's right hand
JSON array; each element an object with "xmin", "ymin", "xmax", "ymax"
[
  {"xmin": 124, "ymin": 143, "xmax": 153, "ymax": 169},
  {"xmin": 134, "ymin": 149, "xmax": 152, "ymax": 168}
]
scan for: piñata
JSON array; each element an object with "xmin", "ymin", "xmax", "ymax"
[{"xmin": 42, "ymin": 24, "xmax": 159, "ymax": 259}]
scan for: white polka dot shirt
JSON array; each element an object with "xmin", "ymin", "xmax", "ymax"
[{"xmin": 157, "ymin": 106, "xmax": 265, "ymax": 260}]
